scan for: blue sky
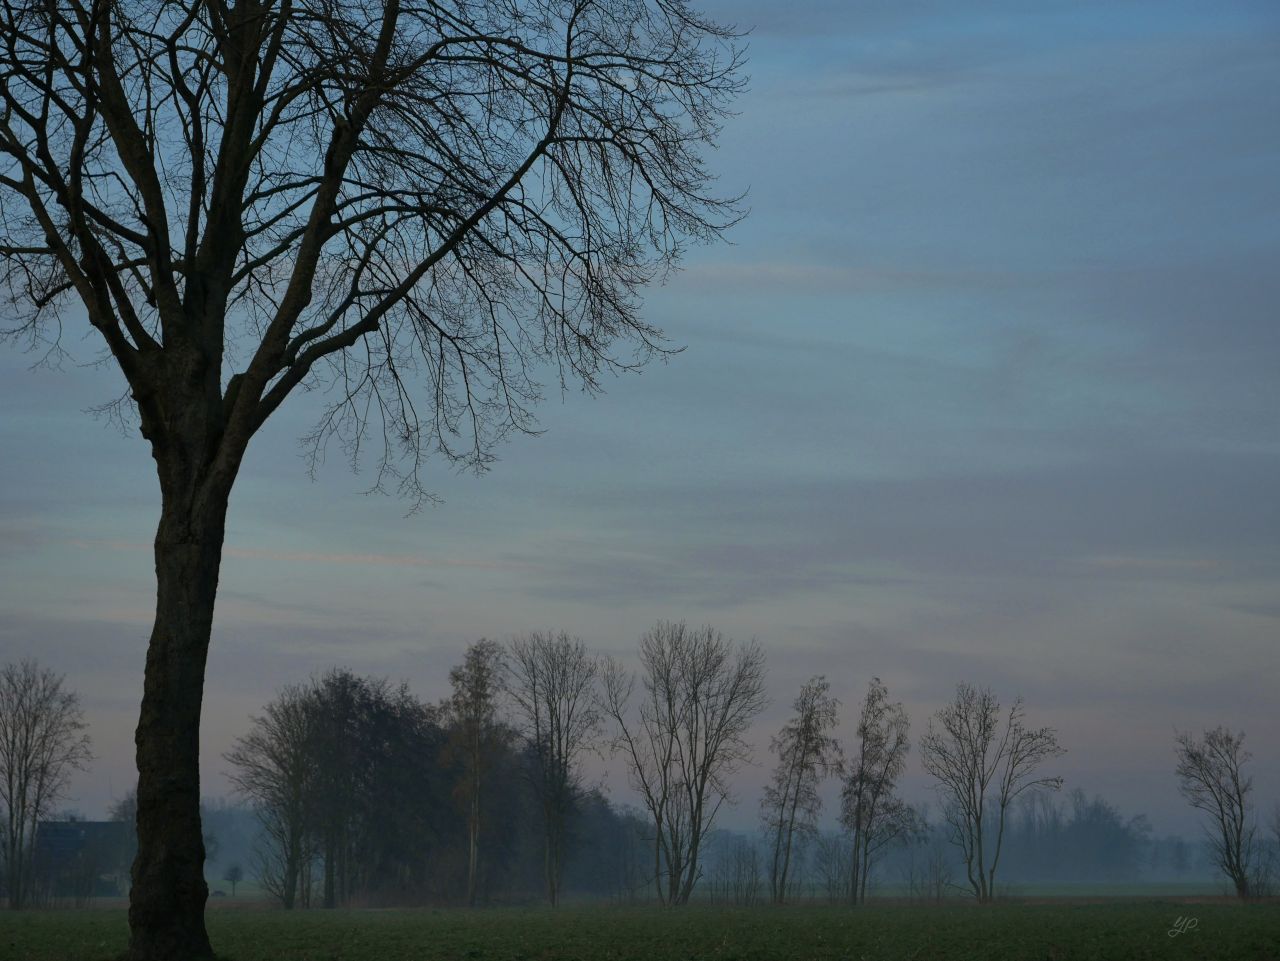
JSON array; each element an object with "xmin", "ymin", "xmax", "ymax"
[{"xmin": 2, "ymin": 0, "xmax": 1277, "ymax": 832}]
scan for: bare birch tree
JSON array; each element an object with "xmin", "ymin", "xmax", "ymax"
[
  {"xmin": 0, "ymin": 0, "xmax": 741, "ymax": 952},
  {"xmin": 602, "ymin": 621, "xmax": 767, "ymax": 906},
  {"xmin": 920, "ymin": 683, "xmax": 1064, "ymax": 903},
  {"xmin": 1174, "ymin": 726, "xmax": 1257, "ymax": 899},
  {"xmin": 445, "ymin": 639, "xmax": 508, "ymax": 907},
  {"xmin": 506, "ymin": 631, "xmax": 600, "ymax": 906},
  {"xmin": 840, "ymin": 677, "xmax": 915, "ymax": 904},
  {"xmin": 0, "ymin": 660, "xmax": 93, "ymax": 908},
  {"xmin": 760, "ymin": 675, "xmax": 840, "ymax": 904}
]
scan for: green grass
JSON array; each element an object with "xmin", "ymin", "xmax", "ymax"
[
  {"xmin": 2, "ymin": 902, "xmax": 1278, "ymax": 961},
  {"xmin": 814, "ymin": 881, "xmax": 1232, "ymax": 900}
]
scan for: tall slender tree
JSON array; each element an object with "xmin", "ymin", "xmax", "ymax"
[
  {"xmin": 445, "ymin": 639, "xmax": 509, "ymax": 907},
  {"xmin": 0, "ymin": 661, "xmax": 93, "ymax": 909},
  {"xmin": 506, "ymin": 631, "xmax": 600, "ymax": 906},
  {"xmin": 840, "ymin": 677, "xmax": 914, "ymax": 904},
  {"xmin": 0, "ymin": 0, "xmax": 741, "ymax": 953},
  {"xmin": 760, "ymin": 676, "xmax": 840, "ymax": 904}
]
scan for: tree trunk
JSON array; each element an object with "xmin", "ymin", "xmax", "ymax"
[
  {"xmin": 127, "ymin": 481, "xmax": 230, "ymax": 960},
  {"xmin": 777, "ymin": 793, "xmax": 799, "ymax": 905},
  {"xmin": 544, "ymin": 834, "xmax": 554, "ymax": 906},
  {"xmin": 677, "ymin": 835, "xmax": 700, "ymax": 906},
  {"xmin": 466, "ymin": 811, "xmax": 478, "ymax": 907},
  {"xmin": 851, "ymin": 848, "xmax": 859, "ymax": 905},
  {"xmin": 544, "ymin": 815, "xmax": 561, "ymax": 907},
  {"xmin": 5, "ymin": 815, "xmax": 22, "ymax": 909},
  {"xmin": 282, "ymin": 821, "xmax": 301, "ymax": 909},
  {"xmin": 323, "ymin": 831, "xmax": 337, "ymax": 908},
  {"xmin": 653, "ymin": 829, "xmax": 667, "ymax": 905},
  {"xmin": 6, "ymin": 829, "xmax": 21, "ymax": 909},
  {"xmin": 859, "ymin": 846, "xmax": 871, "ymax": 904}
]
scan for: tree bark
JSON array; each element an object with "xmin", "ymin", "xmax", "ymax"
[
  {"xmin": 128, "ymin": 483, "xmax": 229, "ymax": 959},
  {"xmin": 127, "ymin": 362, "xmax": 243, "ymax": 959}
]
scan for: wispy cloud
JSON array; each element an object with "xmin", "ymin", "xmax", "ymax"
[
  {"xmin": 678, "ymin": 261, "xmax": 1032, "ymax": 295},
  {"xmin": 63, "ymin": 537, "xmax": 516, "ymax": 572},
  {"xmin": 1080, "ymin": 554, "xmax": 1226, "ymax": 575}
]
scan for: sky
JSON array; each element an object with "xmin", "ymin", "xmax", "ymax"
[{"xmin": 1, "ymin": 0, "xmax": 1278, "ymax": 835}]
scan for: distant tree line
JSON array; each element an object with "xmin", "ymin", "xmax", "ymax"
[
  {"xmin": 2, "ymin": 653, "xmax": 1276, "ymax": 909},
  {"xmin": 718, "ymin": 791, "xmax": 1174, "ymax": 905},
  {"xmin": 225, "ymin": 636, "xmax": 654, "ymax": 908},
  {"xmin": 987, "ymin": 789, "xmax": 1153, "ymax": 883},
  {"xmin": 223, "ymin": 635, "xmax": 1280, "ymax": 907}
]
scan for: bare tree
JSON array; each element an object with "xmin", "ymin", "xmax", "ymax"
[
  {"xmin": 0, "ymin": 660, "xmax": 93, "ymax": 909},
  {"xmin": 1174, "ymin": 726, "xmax": 1257, "ymax": 899},
  {"xmin": 0, "ymin": 0, "xmax": 741, "ymax": 952},
  {"xmin": 708, "ymin": 835, "xmax": 762, "ymax": 906},
  {"xmin": 221, "ymin": 863, "xmax": 243, "ymax": 897},
  {"xmin": 760, "ymin": 675, "xmax": 840, "ymax": 903},
  {"xmin": 919, "ymin": 683, "xmax": 1064, "ymax": 903},
  {"xmin": 901, "ymin": 827, "xmax": 954, "ymax": 905},
  {"xmin": 602, "ymin": 620, "xmax": 767, "ymax": 906},
  {"xmin": 225, "ymin": 683, "xmax": 316, "ymax": 910},
  {"xmin": 445, "ymin": 639, "xmax": 508, "ymax": 907},
  {"xmin": 506, "ymin": 631, "xmax": 600, "ymax": 906},
  {"xmin": 840, "ymin": 677, "xmax": 915, "ymax": 904},
  {"xmin": 108, "ymin": 790, "xmax": 138, "ymax": 826},
  {"xmin": 812, "ymin": 832, "xmax": 852, "ymax": 904}
]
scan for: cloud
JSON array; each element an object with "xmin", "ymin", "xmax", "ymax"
[
  {"xmin": 60, "ymin": 536, "xmax": 517, "ymax": 572},
  {"xmin": 1080, "ymin": 555, "xmax": 1225, "ymax": 576},
  {"xmin": 505, "ymin": 536, "xmax": 902, "ymax": 609},
  {"xmin": 223, "ymin": 545, "xmax": 516, "ymax": 571},
  {"xmin": 677, "ymin": 261, "xmax": 1032, "ymax": 296}
]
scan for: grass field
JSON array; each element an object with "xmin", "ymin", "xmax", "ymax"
[{"xmin": 3, "ymin": 901, "xmax": 1279, "ymax": 961}]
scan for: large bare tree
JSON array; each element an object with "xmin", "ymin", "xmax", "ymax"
[
  {"xmin": 0, "ymin": 0, "xmax": 740, "ymax": 953},
  {"xmin": 919, "ymin": 683, "xmax": 1064, "ymax": 903},
  {"xmin": 0, "ymin": 660, "xmax": 93, "ymax": 909},
  {"xmin": 840, "ymin": 676, "xmax": 915, "ymax": 905},
  {"xmin": 1174, "ymin": 726, "xmax": 1257, "ymax": 899},
  {"xmin": 602, "ymin": 620, "xmax": 767, "ymax": 906},
  {"xmin": 506, "ymin": 630, "xmax": 600, "ymax": 906},
  {"xmin": 445, "ymin": 638, "xmax": 509, "ymax": 907},
  {"xmin": 760, "ymin": 675, "xmax": 840, "ymax": 904}
]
